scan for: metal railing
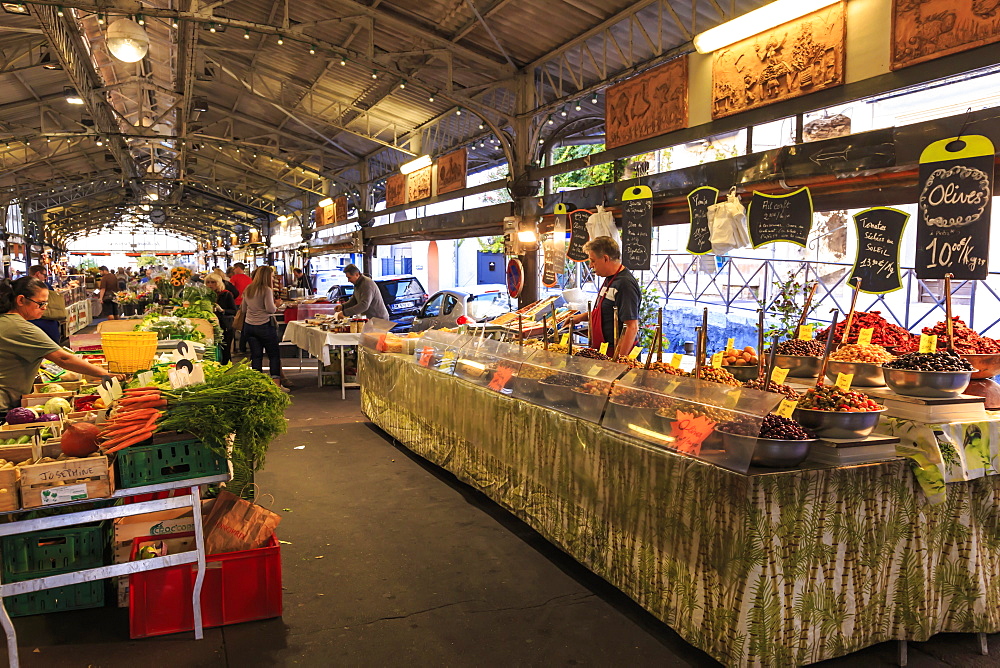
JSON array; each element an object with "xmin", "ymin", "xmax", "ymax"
[{"xmin": 642, "ymin": 254, "xmax": 1000, "ymax": 335}]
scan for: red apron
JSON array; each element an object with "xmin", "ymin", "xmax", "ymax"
[{"xmin": 589, "ymin": 265, "xmax": 623, "ymax": 347}]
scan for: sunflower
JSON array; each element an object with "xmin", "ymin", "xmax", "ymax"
[
  {"xmin": 170, "ymin": 278, "xmax": 183, "ymax": 287},
  {"xmin": 153, "ymin": 276, "xmax": 164, "ymax": 283}
]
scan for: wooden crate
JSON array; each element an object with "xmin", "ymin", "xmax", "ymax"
[
  {"xmin": 21, "ymin": 392, "xmax": 75, "ymax": 409},
  {"xmin": 20, "ymin": 455, "xmax": 112, "ymax": 509},
  {"xmin": 32, "ymin": 381, "xmax": 87, "ymax": 393},
  {"xmin": 1, "ymin": 421, "xmax": 62, "ymax": 437},
  {"xmin": 0, "ymin": 468, "xmax": 19, "ymax": 512}
]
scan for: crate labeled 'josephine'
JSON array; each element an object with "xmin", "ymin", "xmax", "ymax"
[{"xmin": 19, "ymin": 455, "xmax": 112, "ymax": 509}]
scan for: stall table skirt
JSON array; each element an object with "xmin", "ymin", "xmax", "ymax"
[{"xmin": 359, "ymin": 349, "xmax": 1000, "ymax": 667}]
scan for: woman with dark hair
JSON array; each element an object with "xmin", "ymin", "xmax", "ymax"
[
  {"xmin": 0, "ymin": 277, "xmax": 120, "ymax": 411},
  {"xmin": 239, "ymin": 266, "xmax": 286, "ymax": 388}
]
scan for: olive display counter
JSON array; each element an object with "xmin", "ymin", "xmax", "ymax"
[{"xmin": 359, "ymin": 348, "xmax": 1000, "ymax": 667}]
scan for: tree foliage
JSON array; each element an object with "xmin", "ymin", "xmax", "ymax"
[{"xmin": 551, "ymin": 144, "xmax": 616, "ymax": 190}]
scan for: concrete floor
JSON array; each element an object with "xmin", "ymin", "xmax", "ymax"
[{"xmin": 7, "ymin": 371, "xmax": 1000, "ymax": 667}]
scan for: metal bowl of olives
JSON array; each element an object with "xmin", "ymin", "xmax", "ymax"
[
  {"xmin": 721, "ymin": 364, "xmax": 761, "ymax": 382},
  {"xmin": 511, "ymin": 375, "xmax": 541, "ymax": 399},
  {"xmin": 721, "ymin": 432, "xmax": 816, "ymax": 467},
  {"xmin": 883, "ymin": 368, "xmax": 972, "ymax": 398},
  {"xmin": 573, "ymin": 387, "xmax": 609, "ymax": 414},
  {"xmin": 825, "ymin": 360, "xmax": 885, "ymax": 387},
  {"xmin": 538, "ymin": 379, "xmax": 578, "ymax": 404},
  {"xmin": 792, "ymin": 407, "xmax": 885, "ymax": 439},
  {"xmin": 773, "ymin": 355, "xmax": 822, "ymax": 378},
  {"xmin": 961, "ymin": 354, "xmax": 1000, "ymax": 380}
]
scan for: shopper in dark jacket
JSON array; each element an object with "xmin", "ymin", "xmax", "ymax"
[{"xmin": 205, "ymin": 274, "xmax": 236, "ymax": 364}]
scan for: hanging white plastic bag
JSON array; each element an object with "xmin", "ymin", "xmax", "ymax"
[
  {"xmin": 586, "ymin": 205, "xmax": 621, "ymax": 247},
  {"xmin": 707, "ymin": 187, "xmax": 750, "ymax": 255}
]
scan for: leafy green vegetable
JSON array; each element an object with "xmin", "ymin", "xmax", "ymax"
[{"xmin": 159, "ymin": 362, "xmax": 290, "ymax": 475}]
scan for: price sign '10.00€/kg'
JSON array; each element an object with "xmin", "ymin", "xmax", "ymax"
[{"xmin": 916, "ymin": 135, "xmax": 994, "ymax": 280}]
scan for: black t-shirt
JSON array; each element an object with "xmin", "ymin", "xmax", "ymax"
[{"xmin": 596, "ymin": 267, "xmax": 640, "ymax": 344}]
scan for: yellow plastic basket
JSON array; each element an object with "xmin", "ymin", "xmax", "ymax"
[{"xmin": 101, "ymin": 332, "xmax": 159, "ymax": 373}]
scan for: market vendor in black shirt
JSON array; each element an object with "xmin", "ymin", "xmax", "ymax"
[{"xmin": 573, "ymin": 236, "xmax": 641, "ymax": 359}]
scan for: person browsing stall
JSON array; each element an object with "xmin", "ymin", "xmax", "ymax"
[
  {"xmin": 334, "ymin": 265, "xmax": 389, "ymax": 321},
  {"xmin": 229, "ymin": 262, "xmax": 251, "ymax": 305},
  {"xmin": 572, "ymin": 236, "xmax": 641, "ymax": 360},
  {"xmin": 98, "ymin": 265, "xmax": 118, "ymax": 320},
  {"xmin": 27, "ymin": 265, "xmax": 65, "ymax": 344},
  {"xmin": 0, "ymin": 277, "xmax": 123, "ymax": 411}
]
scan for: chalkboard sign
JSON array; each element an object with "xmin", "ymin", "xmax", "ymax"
[
  {"xmin": 542, "ymin": 233, "xmax": 558, "ymax": 287},
  {"xmin": 566, "ymin": 208, "xmax": 591, "ymax": 262},
  {"xmin": 747, "ymin": 187, "xmax": 814, "ymax": 248},
  {"xmin": 686, "ymin": 186, "xmax": 718, "ymax": 255},
  {"xmin": 849, "ymin": 207, "xmax": 908, "ymax": 294},
  {"xmin": 915, "ymin": 135, "xmax": 994, "ymax": 280},
  {"xmin": 621, "ymin": 185, "xmax": 653, "ymax": 270}
]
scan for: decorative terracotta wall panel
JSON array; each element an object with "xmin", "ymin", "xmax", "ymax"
[
  {"xmin": 385, "ymin": 174, "xmax": 406, "ymax": 208},
  {"xmin": 892, "ymin": 0, "xmax": 1000, "ymax": 70},
  {"xmin": 711, "ymin": 4, "xmax": 845, "ymax": 119},
  {"xmin": 407, "ymin": 165, "xmax": 432, "ymax": 202},
  {"xmin": 605, "ymin": 58, "xmax": 688, "ymax": 149},
  {"xmin": 436, "ymin": 148, "xmax": 467, "ymax": 195}
]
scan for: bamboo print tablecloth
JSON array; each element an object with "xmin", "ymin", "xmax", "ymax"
[{"xmin": 359, "ymin": 350, "xmax": 1000, "ymax": 667}]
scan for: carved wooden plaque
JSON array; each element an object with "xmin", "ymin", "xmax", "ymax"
[
  {"xmin": 385, "ymin": 174, "xmax": 405, "ymax": 208},
  {"xmin": 711, "ymin": 3, "xmax": 845, "ymax": 119},
  {"xmin": 892, "ymin": 0, "xmax": 1000, "ymax": 70},
  {"xmin": 605, "ymin": 58, "xmax": 688, "ymax": 149},
  {"xmin": 436, "ymin": 148, "xmax": 467, "ymax": 195},
  {"xmin": 407, "ymin": 165, "xmax": 432, "ymax": 202},
  {"xmin": 334, "ymin": 195, "xmax": 349, "ymax": 222}
]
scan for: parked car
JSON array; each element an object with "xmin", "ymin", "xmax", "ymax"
[
  {"xmin": 326, "ymin": 284, "xmax": 355, "ymax": 304},
  {"xmin": 411, "ymin": 287, "xmax": 510, "ymax": 332},
  {"xmin": 327, "ymin": 274, "xmax": 428, "ymax": 331}
]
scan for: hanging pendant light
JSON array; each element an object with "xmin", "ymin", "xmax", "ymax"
[{"xmin": 106, "ymin": 18, "xmax": 149, "ymax": 63}]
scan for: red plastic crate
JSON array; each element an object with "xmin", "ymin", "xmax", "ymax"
[{"xmin": 128, "ymin": 532, "xmax": 282, "ymax": 639}]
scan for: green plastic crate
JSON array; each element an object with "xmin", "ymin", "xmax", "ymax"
[
  {"xmin": 116, "ymin": 439, "xmax": 228, "ymax": 488},
  {"xmin": 1, "ymin": 525, "xmax": 106, "ymax": 583},
  {"xmin": 4, "ymin": 581, "xmax": 104, "ymax": 617}
]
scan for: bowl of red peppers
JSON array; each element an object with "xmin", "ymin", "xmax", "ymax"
[{"xmin": 815, "ymin": 311, "xmax": 912, "ymax": 349}]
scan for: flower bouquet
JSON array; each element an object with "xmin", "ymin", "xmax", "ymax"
[{"xmin": 114, "ymin": 290, "xmax": 139, "ymax": 317}]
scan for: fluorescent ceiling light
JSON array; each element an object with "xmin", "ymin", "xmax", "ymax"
[
  {"xmin": 64, "ymin": 87, "xmax": 83, "ymax": 104},
  {"xmin": 317, "ymin": 197, "xmax": 333, "ymax": 208},
  {"xmin": 399, "ymin": 154, "xmax": 431, "ymax": 175},
  {"xmin": 692, "ymin": 0, "xmax": 839, "ymax": 54}
]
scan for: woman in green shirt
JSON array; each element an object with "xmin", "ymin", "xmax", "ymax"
[{"xmin": 0, "ymin": 277, "xmax": 118, "ymax": 411}]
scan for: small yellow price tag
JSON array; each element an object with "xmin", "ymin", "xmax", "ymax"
[
  {"xmin": 711, "ymin": 351, "xmax": 724, "ymax": 369},
  {"xmin": 919, "ymin": 333, "xmax": 938, "ymax": 353},
  {"xmin": 775, "ymin": 398, "xmax": 798, "ymax": 419},
  {"xmin": 857, "ymin": 328, "xmax": 874, "ymax": 346},
  {"xmin": 560, "ymin": 333, "xmax": 569, "ymax": 346},
  {"xmin": 671, "ymin": 353, "xmax": 683, "ymax": 368},
  {"xmin": 599, "ymin": 342, "xmax": 608, "ymax": 355},
  {"xmin": 798, "ymin": 324, "xmax": 814, "ymax": 340},
  {"xmin": 770, "ymin": 366, "xmax": 790, "ymax": 384},
  {"xmin": 835, "ymin": 372, "xmax": 854, "ymax": 391},
  {"xmin": 726, "ymin": 337, "xmax": 735, "ymax": 352},
  {"xmin": 628, "ymin": 346, "xmax": 643, "ymax": 360}
]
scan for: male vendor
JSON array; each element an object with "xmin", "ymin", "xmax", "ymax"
[{"xmin": 573, "ymin": 236, "xmax": 640, "ymax": 359}]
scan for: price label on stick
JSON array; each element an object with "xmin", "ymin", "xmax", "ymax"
[
  {"xmin": 771, "ymin": 367, "xmax": 790, "ymax": 384},
  {"xmin": 671, "ymin": 353, "xmax": 683, "ymax": 368},
  {"xmin": 726, "ymin": 337, "xmax": 735, "ymax": 352},
  {"xmin": 835, "ymin": 372, "xmax": 854, "ymax": 391},
  {"xmin": 628, "ymin": 346, "xmax": 643, "ymax": 360},
  {"xmin": 137, "ymin": 370, "xmax": 153, "ymax": 387},
  {"xmin": 775, "ymin": 398, "xmax": 799, "ymax": 419},
  {"xmin": 599, "ymin": 342, "xmax": 609, "ymax": 355},
  {"xmin": 711, "ymin": 352, "xmax": 724, "ymax": 369},
  {"xmin": 798, "ymin": 324, "xmax": 814, "ymax": 341},
  {"xmin": 560, "ymin": 333, "xmax": 569, "ymax": 346},
  {"xmin": 97, "ymin": 379, "xmax": 114, "ymax": 406},
  {"xmin": 857, "ymin": 328, "xmax": 874, "ymax": 346},
  {"xmin": 919, "ymin": 333, "xmax": 938, "ymax": 353}
]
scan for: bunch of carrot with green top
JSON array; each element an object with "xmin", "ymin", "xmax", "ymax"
[{"xmin": 99, "ymin": 387, "xmax": 167, "ymax": 454}]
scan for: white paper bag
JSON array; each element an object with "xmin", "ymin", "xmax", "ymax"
[
  {"xmin": 707, "ymin": 188, "xmax": 750, "ymax": 255},
  {"xmin": 586, "ymin": 206, "xmax": 621, "ymax": 247}
]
